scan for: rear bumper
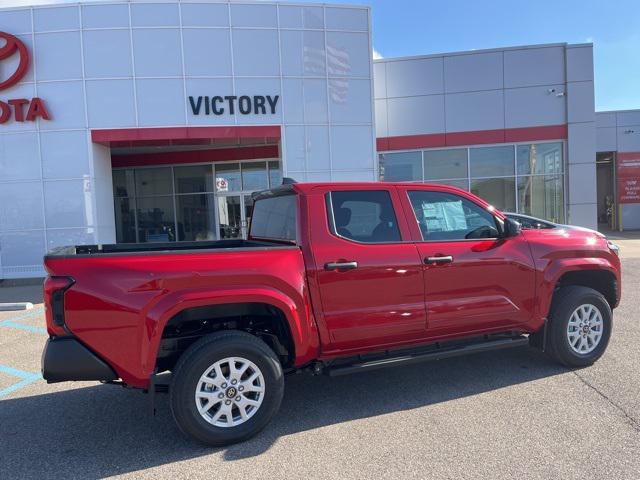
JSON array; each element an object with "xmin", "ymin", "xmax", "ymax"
[{"xmin": 41, "ymin": 337, "xmax": 118, "ymax": 383}]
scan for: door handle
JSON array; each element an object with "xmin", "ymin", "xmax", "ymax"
[
  {"xmin": 424, "ymin": 256, "xmax": 453, "ymax": 265},
  {"xmin": 324, "ymin": 261, "xmax": 358, "ymax": 271}
]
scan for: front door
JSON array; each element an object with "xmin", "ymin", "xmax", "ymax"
[
  {"xmin": 400, "ymin": 187, "xmax": 536, "ymax": 338},
  {"xmin": 310, "ymin": 187, "xmax": 427, "ymax": 354}
]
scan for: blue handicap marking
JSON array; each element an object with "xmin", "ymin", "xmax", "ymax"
[
  {"xmin": 0, "ymin": 364, "xmax": 42, "ymax": 398},
  {"xmin": 0, "ymin": 306, "xmax": 47, "ymax": 334}
]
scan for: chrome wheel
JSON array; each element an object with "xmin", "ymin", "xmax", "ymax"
[
  {"xmin": 567, "ymin": 304, "xmax": 604, "ymax": 354},
  {"xmin": 194, "ymin": 356, "xmax": 265, "ymax": 428}
]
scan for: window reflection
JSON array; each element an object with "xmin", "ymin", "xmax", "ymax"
[
  {"xmin": 424, "ymin": 148, "xmax": 467, "ymax": 180},
  {"xmin": 379, "ymin": 152, "xmax": 422, "ymax": 182},
  {"xmin": 517, "ymin": 175, "xmax": 564, "ymax": 223},
  {"xmin": 517, "ymin": 142, "xmax": 563, "ymax": 175},
  {"xmin": 469, "ymin": 145, "xmax": 514, "ymax": 178},
  {"xmin": 471, "ymin": 178, "xmax": 516, "ymax": 211},
  {"xmin": 215, "ymin": 163, "xmax": 241, "ymax": 192},
  {"xmin": 242, "ymin": 162, "xmax": 269, "ymax": 191}
]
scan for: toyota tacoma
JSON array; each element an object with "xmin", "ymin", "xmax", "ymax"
[{"xmin": 41, "ymin": 182, "xmax": 621, "ymax": 445}]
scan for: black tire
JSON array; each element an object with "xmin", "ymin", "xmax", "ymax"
[
  {"xmin": 546, "ymin": 286, "xmax": 612, "ymax": 368},
  {"xmin": 170, "ymin": 331, "xmax": 284, "ymax": 446}
]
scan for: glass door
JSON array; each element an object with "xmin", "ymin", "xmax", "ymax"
[
  {"xmin": 243, "ymin": 195, "xmax": 254, "ymax": 238},
  {"xmin": 217, "ymin": 195, "xmax": 242, "ymax": 239}
]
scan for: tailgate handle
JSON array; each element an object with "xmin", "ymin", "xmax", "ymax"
[
  {"xmin": 425, "ymin": 256, "xmax": 453, "ymax": 265},
  {"xmin": 325, "ymin": 261, "xmax": 358, "ymax": 271}
]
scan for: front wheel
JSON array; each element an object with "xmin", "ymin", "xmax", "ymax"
[
  {"xmin": 170, "ymin": 331, "xmax": 284, "ymax": 446},
  {"xmin": 546, "ymin": 286, "xmax": 612, "ymax": 368}
]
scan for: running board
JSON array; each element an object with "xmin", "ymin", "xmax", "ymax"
[{"xmin": 326, "ymin": 336, "xmax": 529, "ymax": 377}]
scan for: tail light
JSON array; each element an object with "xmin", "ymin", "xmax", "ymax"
[{"xmin": 44, "ymin": 276, "xmax": 74, "ymax": 328}]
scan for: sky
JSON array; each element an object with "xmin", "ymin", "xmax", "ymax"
[
  {"xmin": 318, "ymin": 0, "xmax": 640, "ymax": 112},
  {"xmin": 4, "ymin": 0, "xmax": 639, "ymax": 112}
]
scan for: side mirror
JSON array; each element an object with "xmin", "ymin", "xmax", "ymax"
[{"xmin": 503, "ymin": 217, "xmax": 522, "ymax": 238}]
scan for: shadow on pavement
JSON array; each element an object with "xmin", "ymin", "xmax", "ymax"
[{"xmin": 0, "ymin": 346, "xmax": 567, "ymax": 478}]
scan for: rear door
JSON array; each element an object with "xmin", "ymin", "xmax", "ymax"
[
  {"xmin": 308, "ymin": 186, "xmax": 427, "ymax": 354},
  {"xmin": 398, "ymin": 186, "xmax": 536, "ymax": 338}
]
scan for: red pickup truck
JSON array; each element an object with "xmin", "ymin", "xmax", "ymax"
[{"xmin": 42, "ymin": 182, "xmax": 621, "ymax": 446}]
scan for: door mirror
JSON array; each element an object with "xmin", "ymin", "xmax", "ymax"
[{"xmin": 502, "ymin": 217, "xmax": 522, "ymax": 238}]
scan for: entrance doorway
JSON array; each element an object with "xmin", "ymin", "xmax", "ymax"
[
  {"xmin": 92, "ymin": 125, "xmax": 283, "ymax": 244},
  {"xmin": 596, "ymin": 152, "xmax": 616, "ymax": 231},
  {"xmin": 112, "ymin": 159, "xmax": 282, "ymax": 243}
]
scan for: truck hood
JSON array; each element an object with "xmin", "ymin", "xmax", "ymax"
[{"xmin": 521, "ymin": 225, "xmax": 618, "ymax": 262}]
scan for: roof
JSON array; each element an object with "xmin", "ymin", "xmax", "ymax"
[{"xmin": 287, "ymin": 181, "xmax": 473, "ymax": 195}]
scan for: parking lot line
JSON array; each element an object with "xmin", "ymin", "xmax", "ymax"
[
  {"xmin": 0, "ymin": 364, "xmax": 42, "ymax": 398},
  {"xmin": 0, "ymin": 306, "xmax": 46, "ymax": 334}
]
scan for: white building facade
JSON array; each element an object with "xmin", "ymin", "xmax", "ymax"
[
  {"xmin": 0, "ymin": 0, "xmax": 376, "ymax": 278},
  {"xmin": 374, "ymin": 43, "xmax": 597, "ymax": 230},
  {"xmin": 0, "ymin": 0, "xmax": 636, "ymax": 280}
]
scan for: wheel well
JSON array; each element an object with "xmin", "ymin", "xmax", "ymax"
[
  {"xmin": 554, "ymin": 270, "xmax": 617, "ymax": 310},
  {"xmin": 156, "ymin": 302, "xmax": 295, "ymax": 372}
]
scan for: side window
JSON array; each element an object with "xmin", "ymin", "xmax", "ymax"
[
  {"xmin": 328, "ymin": 190, "xmax": 402, "ymax": 243},
  {"xmin": 408, "ymin": 190, "xmax": 500, "ymax": 241}
]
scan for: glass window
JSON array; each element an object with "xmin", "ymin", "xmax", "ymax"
[
  {"xmin": 174, "ymin": 165, "xmax": 213, "ymax": 194},
  {"xmin": 176, "ymin": 194, "xmax": 216, "ymax": 241},
  {"xmin": 112, "ymin": 169, "xmax": 135, "ymax": 197},
  {"xmin": 250, "ymin": 195, "xmax": 297, "ymax": 241},
  {"xmin": 136, "ymin": 196, "xmax": 176, "ymax": 242},
  {"xmin": 408, "ymin": 190, "xmax": 499, "ymax": 241},
  {"xmin": 517, "ymin": 142, "xmax": 563, "ymax": 175},
  {"xmin": 242, "ymin": 162, "xmax": 269, "ymax": 191},
  {"xmin": 329, "ymin": 190, "xmax": 401, "ymax": 243},
  {"xmin": 517, "ymin": 175, "xmax": 565, "ymax": 223},
  {"xmin": 114, "ymin": 197, "xmax": 136, "ymax": 242},
  {"xmin": 424, "ymin": 148, "xmax": 467, "ymax": 180},
  {"xmin": 469, "ymin": 145, "xmax": 514, "ymax": 178},
  {"xmin": 135, "ymin": 167, "xmax": 173, "ymax": 196},
  {"xmin": 244, "ymin": 195, "xmax": 254, "ymax": 236},
  {"xmin": 269, "ymin": 161, "xmax": 282, "ymax": 187},
  {"xmin": 215, "ymin": 163, "xmax": 241, "ymax": 192},
  {"xmin": 379, "ymin": 152, "xmax": 422, "ymax": 182},
  {"xmin": 432, "ymin": 179, "xmax": 469, "ymax": 191},
  {"xmin": 471, "ymin": 178, "xmax": 516, "ymax": 211}
]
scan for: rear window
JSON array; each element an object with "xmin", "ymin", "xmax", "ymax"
[{"xmin": 250, "ymin": 195, "xmax": 297, "ymax": 242}]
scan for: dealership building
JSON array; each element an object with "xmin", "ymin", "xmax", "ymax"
[{"xmin": 0, "ymin": 0, "xmax": 638, "ymax": 279}]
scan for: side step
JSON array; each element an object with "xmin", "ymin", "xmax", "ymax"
[{"xmin": 326, "ymin": 336, "xmax": 529, "ymax": 377}]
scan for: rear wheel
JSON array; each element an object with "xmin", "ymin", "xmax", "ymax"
[
  {"xmin": 170, "ymin": 331, "xmax": 284, "ymax": 446},
  {"xmin": 546, "ymin": 286, "xmax": 612, "ymax": 368}
]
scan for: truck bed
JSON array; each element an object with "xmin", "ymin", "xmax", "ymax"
[{"xmin": 45, "ymin": 239, "xmax": 293, "ymax": 258}]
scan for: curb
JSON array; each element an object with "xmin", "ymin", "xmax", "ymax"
[{"xmin": 0, "ymin": 303, "xmax": 35, "ymax": 312}]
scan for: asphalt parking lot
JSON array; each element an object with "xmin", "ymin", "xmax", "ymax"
[{"xmin": 1, "ymin": 239, "xmax": 639, "ymax": 480}]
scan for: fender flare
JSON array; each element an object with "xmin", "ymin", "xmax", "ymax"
[
  {"xmin": 140, "ymin": 285, "xmax": 319, "ymax": 379},
  {"xmin": 538, "ymin": 258, "xmax": 618, "ymax": 320}
]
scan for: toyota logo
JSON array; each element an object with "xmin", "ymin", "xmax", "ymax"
[{"xmin": 0, "ymin": 32, "xmax": 29, "ymax": 91}]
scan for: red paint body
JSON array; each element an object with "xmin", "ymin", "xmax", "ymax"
[{"xmin": 43, "ymin": 183, "xmax": 621, "ymax": 388}]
